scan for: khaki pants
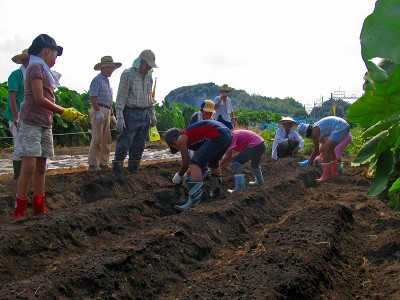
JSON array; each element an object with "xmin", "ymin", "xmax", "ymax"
[{"xmin": 88, "ymin": 106, "xmax": 112, "ymax": 167}]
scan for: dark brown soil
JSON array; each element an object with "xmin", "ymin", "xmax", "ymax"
[{"xmin": 0, "ymin": 154, "xmax": 399, "ymax": 299}]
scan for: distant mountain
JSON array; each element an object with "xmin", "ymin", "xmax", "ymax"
[
  {"xmin": 310, "ymin": 99, "xmax": 351, "ymax": 119},
  {"xmin": 164, "ymin": 82, "xmax": 308, "ymax": 118}
]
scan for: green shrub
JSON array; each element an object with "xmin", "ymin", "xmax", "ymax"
[{"xmin": 259, "ymin": 129, "xmax": 275, "ymax": 154}]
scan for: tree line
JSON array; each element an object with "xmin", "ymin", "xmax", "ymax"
[
  {"xmin": 1, "ymin": 81, "xmax": 348, "ymax": 148},
  {"xmin": 165, "ymin": 82, "xmax": 308, "ymax": 118}
]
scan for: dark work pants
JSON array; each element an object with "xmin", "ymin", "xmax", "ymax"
[
  {"xmin": 114, "ymin": 107, "xmax": 150, "ymax": 162},
  {"xmin": 277, "ymin": 140, "xmax": 299, "ymax": 158}
]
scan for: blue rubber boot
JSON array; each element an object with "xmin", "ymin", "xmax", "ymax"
[
  {"xmin": 228, "ymin": 174, "xmax": 245, "ymax": 194},
  {"xmin": 174, "ymin": 182, "xmax": 203, "ymax": 211},
  {"xmin": 234, "ymin": 174, "xmax": 245, "ymax": 191},
  {"xmin": 249, "ymin": 167, "xmax": 264, "ymax": 186}
]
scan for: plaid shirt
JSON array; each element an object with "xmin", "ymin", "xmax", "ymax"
[{"xmin": 115, "ymin": 67, "xmax": 155, "ymax": 120}]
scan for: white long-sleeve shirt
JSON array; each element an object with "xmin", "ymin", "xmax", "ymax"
[{"xmin": 271, "ymin": 127, "xmax": 304, "ymax": 160}]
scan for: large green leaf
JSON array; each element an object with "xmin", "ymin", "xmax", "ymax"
[
  {"xmin": 362, "ymin": 116, "xmax": 400, "ymax": 138},
  {"xmin": 349, "ymin": 0, "xmax": 400, "ymax": 206},
  {"xmin": 347, "ymin": 93, "xmax": 400, "ymax": 127},
  {"xmin": 365, "ymin": 60, "xmax": 389, "ymax": 84},
  {"xmin": 395, "ymin": 135, "xmax": 400, "ymax": 147},
  {"xmin": 352, "ymin": 131, "xmax": 387, "ymax": 166},
  {"xmin": 385, "ymin": 64, "xmax": 400, "ymax": 95},
  {"xmin": 388, "ymin": 177, "xmax": 400, "ymax": 195},
  {"xmin": 369, "ymin": 148, "xmax": 395, "ymax": 196},
  {"xmin": 374, "ymin": 124, "xmax": 399, "ymax": 158},
  {"xmin": 361, "ymin": 0, "xmax": 400, "ymax": 64}
]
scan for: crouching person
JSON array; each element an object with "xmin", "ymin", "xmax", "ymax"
[
  {"xmin": 220, "ymin": 130, "xmax": 266, "ymax": 193},
  {"xmin": 298, "ymin": 116, "xmax": 350, "ymax": 182},
  {"xmin": 164, "ymin": 120, "xmax": 232, "ymax": 211},
  {"xmin": 271, "ymin": 117, "xmax": 304, "ymax": 160},
  {"xmin": 313, "ymin": 133, "xmax": 352, "ymax": 175}
]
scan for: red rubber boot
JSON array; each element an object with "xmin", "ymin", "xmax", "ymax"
[
  {"xmin": 330, "ymin": 160, "xmax": 339, "ymax": 177},
  {"xmin": 316, "ymin": 162, "xmax": 333, "ymax": 182},
  {"xmin": 32, "ymin": 195, "xmax": 46, "ymax": 216},
  {"xmin": 14, "ymin": 196, "xmax": 27, "ymax": 221}
]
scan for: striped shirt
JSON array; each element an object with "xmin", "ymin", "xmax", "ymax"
[
  {"xmin": 89, "ymin": 74, "xmax": 113, "ymax": 107},
  {"xmin": 115, "ymin": 67, "xmax": 155, "ymax": 120}
]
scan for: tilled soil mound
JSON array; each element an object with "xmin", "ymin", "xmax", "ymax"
[{"xmin": 0, "ymin": 156, "xmax": 399, "ymax": 299}]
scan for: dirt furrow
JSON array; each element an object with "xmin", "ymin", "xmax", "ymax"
[{"xmin": 0, "ymin": 157, "xmax": 398, "ymax": 299}]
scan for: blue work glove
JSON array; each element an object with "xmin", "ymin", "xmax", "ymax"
[
  {"xmin": 116, "ymin": 118, "xmax": 125, "ymax": 133},
  {"xmin": 299, "ymin": 160, "xmax": 311, "ymax": 167}
]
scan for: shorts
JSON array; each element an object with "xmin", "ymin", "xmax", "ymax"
[
  {"xmin": 17, "ymin": 121, "xmax": 54, "ymax": 158},
  {"xmin": 328, "ymin": 127, "xmax": 350, "ymax": 143}
]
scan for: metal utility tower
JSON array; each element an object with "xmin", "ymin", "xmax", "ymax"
[{"xmin": 332, "ymin": 89, "xmax": 359, "ymax": 103}]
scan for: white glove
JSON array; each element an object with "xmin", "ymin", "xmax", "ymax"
[
  {"xmin": 94, "ymin": 111, "xmax": 105, "ymax": 123},
  {"xmin": 116, "ymin": 118, "xmax": 125, "ymax": 133},
  {"xmin": 172, "ymin": 172, "xmax": 183, "ymax": 185}
]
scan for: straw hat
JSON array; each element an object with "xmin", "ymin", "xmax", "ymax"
[
  {"xmin": 12, "ymin": 49, "xmax": 29, "ymax": 64},
  {"xmin": 94, "ymin": 56, "xmax": 122, "ymax": 71},
  {"xmin": 220, "ymin": 84, "xmax": 230, "ymax": 92},
  {"xmin": 200, "ymin": 100, "xmax": 215, "ymax": 113},
  {"xmin": 278, "ymin": 117, "xmax": 298, "ymax": 127}
]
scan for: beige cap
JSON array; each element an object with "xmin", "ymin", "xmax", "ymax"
[
  {"xmin": 139, "ymin": 49, "xmax": 157, "ymax": 68},
  {"xmin": 94, "ymin": 56, "xmax": 122, "ymax": 71}
]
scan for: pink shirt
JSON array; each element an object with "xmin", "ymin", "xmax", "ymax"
[{"xmin": 228, "ymin": 130, "xmax": 264, "ymax": 152}]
